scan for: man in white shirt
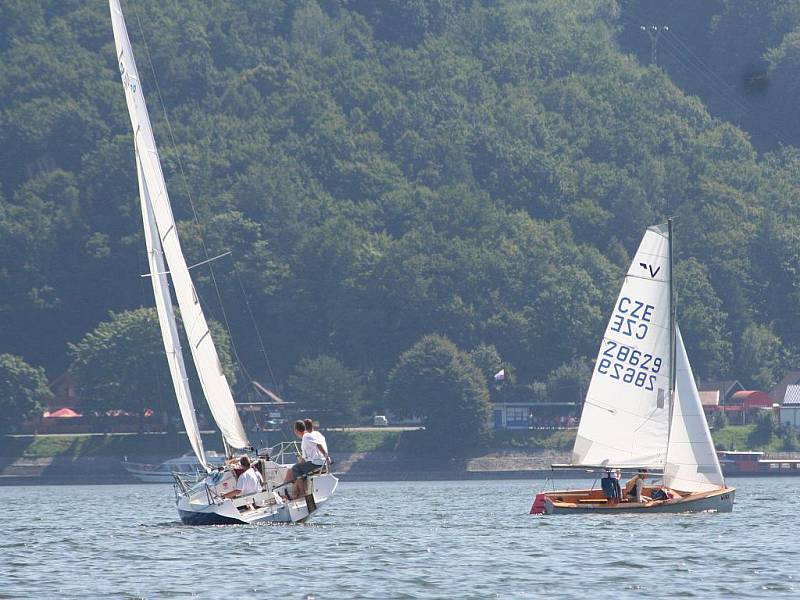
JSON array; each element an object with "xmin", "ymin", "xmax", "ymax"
[
  {"xmin": 282, "ymin": 420, "xmax": 328, "ymax": 499},
  {"xmin": 223, "ymin": 455, "xmax": 262, "ymax": 498},
  {"xmin": 303, "ymin": 418, "xmax": 330, "ymax": 465}
]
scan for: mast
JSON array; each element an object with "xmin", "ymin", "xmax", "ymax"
[
  {"xmin": 667, "ymin": 218, "xmax": 676, "ymax": 449},
  {"xmin": 110, "ymin": 0, "xmax": 250, "ymax": 452}
]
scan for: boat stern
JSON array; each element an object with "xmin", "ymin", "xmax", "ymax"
[{"xmin": 530, "ymin": 492, "xmax": 547, "ymax": 515}]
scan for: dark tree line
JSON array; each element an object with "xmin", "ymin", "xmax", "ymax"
[{"xmin": 2, "ymin": 1, "xmax": 800, "ymax": 429}]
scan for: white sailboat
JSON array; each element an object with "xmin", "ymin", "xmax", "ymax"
[
  {"xmin": 531, "ymin": 221, "xmax": 735, "ymax": 514},
  {"xmin": 110, "ymin": 0, "xmax": 337, "ymax": 524}
]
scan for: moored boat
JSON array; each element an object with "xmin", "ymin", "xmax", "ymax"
[
  {"xmin": 531, "ymin": 221, "xmax": 735, "ymax": 515},
  {"xmin": 122, "ymin": 451, "xmax": 227, "ymax": 483}
]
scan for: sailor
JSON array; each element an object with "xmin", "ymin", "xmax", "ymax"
[
  {"xmin": 223, "ymin": 455, "xmax": 262, "ymax": 499},
  {"xmin": 600, "ymin": 468, "xmax": 617, "ymax": 501},
  {"xmin": 611, "ymin": 468, "xmax": 622, "ymax": 500},
  {"xmin": 282, "ymin": 420, "xmax": 327, "ymax": 500},
  {"xmin": 624, "ymin": 469, "xmax": 648, "ymax": 503},
  {"xmin": 303, "ymin": 418, "xmax": 331, "ymax": 468}
]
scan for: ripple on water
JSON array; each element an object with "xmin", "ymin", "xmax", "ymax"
[{"xmin": 0, "ymin": 477, "xmax": 798, "ymax": 599}]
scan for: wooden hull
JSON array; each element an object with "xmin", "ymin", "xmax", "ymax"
[{"xmin": 531, "ymin": 486, "xmax": 735, "ymax": 515}]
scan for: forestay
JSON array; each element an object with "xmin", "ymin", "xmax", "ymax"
[
  {"xmin": 110, "ymin": 0, "xmax": 250, "ymax": 451},
  {"xmin": 572, "ymin": 224, "xmax": 672, "ymax": 468},
  {"xmin": 663, "ymin": 326, "xmax": 725, "ymax": 492}
]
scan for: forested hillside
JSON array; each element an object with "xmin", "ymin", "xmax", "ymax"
[{"xmin": 2, "ymin": 0, "xmax": 799, "ymax": 415}]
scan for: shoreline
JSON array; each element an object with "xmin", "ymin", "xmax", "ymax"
[{"xmin": 2, "ymin": 451, "xmax": 799, "ymax": 486}]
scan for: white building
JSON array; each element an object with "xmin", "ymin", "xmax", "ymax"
[{"xmin": 780, "ymin": 385, "xmax": 800, "ymax": 429}]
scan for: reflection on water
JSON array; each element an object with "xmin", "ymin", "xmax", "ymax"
[{"xmin": 0, "ymin": 478, "xmax": 796, "ymax": 599}]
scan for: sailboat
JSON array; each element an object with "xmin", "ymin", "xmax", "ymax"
[
  {"xmin": 109, "ymin": 0, "xmax": 337, "ymax": 524},
  {"xmin": 530, "ymin": 221, "xmax": 735, "ymax": 514}
]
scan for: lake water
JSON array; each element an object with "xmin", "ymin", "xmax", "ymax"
[{"xmin": 0, "ymin": 477, "xmax": 796, "ymax": 599}]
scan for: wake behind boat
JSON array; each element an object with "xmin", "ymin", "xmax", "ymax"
[
  {"xmin": 531, "ymin": 221, "xmax": 735, "ymax": 515},
  {"xmin": 109, "ymin": 0, "xmax": 337, "ymax": 524}
]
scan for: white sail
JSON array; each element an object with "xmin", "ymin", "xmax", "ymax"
[
  {"xmin": 138, "ymin": 155, "xmax": 207, "ymax": 468},
  {"xmin": 572, "ymin": 224, "xmax": 672, "ymax": 468},
  {"xmin": 111, "ymin": 0, "xmax": 250, "ymax": 450},
  {"xmin": 663, "ymin": 326, "xmax": 725, "ymax": 492}
]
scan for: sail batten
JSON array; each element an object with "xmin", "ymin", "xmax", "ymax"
[{"xmin": 111, "ymin": 0, "xmax": 250, "ymax": 451}]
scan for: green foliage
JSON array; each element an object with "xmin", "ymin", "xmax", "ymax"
[
  {"xmin": 710, "ymin": 409, "xmax": 729, "ymax": 431},
  {"xmin": 491, "ymin": 428, "xmax": 576, "ymax": 450},
  {"xmin": 712, "ymin": 425, "xmax": 755, "ymax": 451},
  {"xmin": 385, "ymin": 334, "xmax": 490, "ymax": 452},
  {"xmin": 287, "ymin": 355, "xmax": 366, "ymax": 422},
  {"xmin": 747, "ymin": 411, "xmax": 779, "ymax": 448},
  {"xmin": 546, "ymin": 357, "xmax": 592, "ymax": 403},
  {"xmin": 68, "ymin": 308, "xmax": 236, "ymax": 418},
  {"xmin": 780, "ymin": 423, "xmax": 800, "ymax": 452},
  {"xmin": 1, "ymin": 0, "xmax": 800, "ymax": 437},
  {"xmin": 0, "ymin": 354, "xmax": 52, "ymax": 432},
  {"xmin": 735, "ymin": 323, "xmax": 788, "ymax": 390}
]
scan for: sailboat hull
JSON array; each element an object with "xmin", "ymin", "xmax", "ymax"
[
  {"xmin": 532, "ymin": 486, "xmax": 735, "ymax": 515},
  {"xmin": 176, "ymin": 473, "xmax": 338, "ymax": 525}
]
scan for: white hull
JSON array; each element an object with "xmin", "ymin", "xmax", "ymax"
[{"xmin": 177, "ymin": 472, "xmax": 338, "ymax": 525}]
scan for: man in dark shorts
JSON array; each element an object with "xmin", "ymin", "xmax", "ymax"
[{"xmin": 281, "ymin": 420, "xmax": 326, "ymax": 499}]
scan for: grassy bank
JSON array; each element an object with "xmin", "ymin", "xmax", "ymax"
[
  {"xmin": 6, "ymin": 425, "xmax": 784, "ymax": 461},
  {"xmin": 0, "ymin": 429, "xmax": 402, "ymax": 459}
]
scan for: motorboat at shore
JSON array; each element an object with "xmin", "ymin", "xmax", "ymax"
[
  {"xmin": 531, "ymin": 221, "xmax": 735, "ymax": 515},
  {"xmin": 109, "ymin": 0, "xmax": 336, "ymax": 524}
]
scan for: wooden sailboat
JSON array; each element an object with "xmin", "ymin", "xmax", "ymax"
[
  {"xmin": 531, "ymin": 221, "xmax": 735, "ymax": 514},
  {"xmin": 110, "ymin": 0, "xmax": 337, "ymax": 523}
]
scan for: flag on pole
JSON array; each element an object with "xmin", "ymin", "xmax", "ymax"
[{"xmin": 493, "ymin": 369, "xmax": 505, "ymax": 382}]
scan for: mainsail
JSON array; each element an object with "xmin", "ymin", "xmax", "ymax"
[
  {"xmin": 663, "ymin": 326, "xmax": 726, "ymax": 491},
  {"xmin": 572, "ymin": 224, "xmax": 672, "ymax": 468},
  {"xmin": 111, "ymin": 0, "xmax": 250, "ymax": 451}
]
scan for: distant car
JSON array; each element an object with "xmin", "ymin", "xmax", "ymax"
[{"xmin": 373, "ymin": 415, "xmax": 388, "ymax": 427}]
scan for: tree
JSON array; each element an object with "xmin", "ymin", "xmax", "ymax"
[
  {"xmin": 546, "ymin": 357, "xmax": 592, "ymax": 404},
  {"xmin": 748, "ymin": 410, "xmax": 778, "ymax": 448},
  {"xmin": 68, "ymin": 307, "xmax": 236, "ymax": 420},
  {"xmin": 674, "ymin": 258, "xmax": 733, "ymax": 379},
  {"xmin": 735, "ymin": 323, "xmax": 788, "ymax": 390},
  {"xmin": 0, "ymin": 354, "xmax": 52, "ymax": 432},
  {"xmin": 286, "ymin": 355, "xmax": 365, "ymax": 423},
  {"xmin": 780, "ymin": 423, "xmax": 800, "ymax": 452},
  {"xmin": 385, "ymin": 334, "xmax": 490, "ymax": 453}
]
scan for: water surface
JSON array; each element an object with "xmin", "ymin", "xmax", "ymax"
[{"xmin": 0, "ymin": 478, "xmax": 795, "ymax": 599}]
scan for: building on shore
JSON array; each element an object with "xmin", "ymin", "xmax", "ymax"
[{"xmin": 780, "ymin": 385, "xmax": 800, "ymax": 429}]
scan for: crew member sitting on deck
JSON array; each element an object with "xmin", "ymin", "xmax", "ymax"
[
  {"xmin": 222, "ymin": 455, "xmax": 263, "ymax": 499},
  {"xmin": 303, "ymin": 418, "xmax": 331, "ymax": 468},
  {"xmin": 600, "ymin": 468, "xmax": 620, "ymax": 501},
  {"xmin": 282, "ymin": 420, "xmax": 327, "ymax": 500},
  {"xmin": 624, "ymin": 469, "xmax": 650, "ymax": 503}
]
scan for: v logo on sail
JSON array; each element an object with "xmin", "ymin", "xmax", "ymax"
[{"xmin": 639, "ymin": 262, "xmax": 661, "ymax": 278}]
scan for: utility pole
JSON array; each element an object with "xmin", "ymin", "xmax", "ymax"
[{"xmin": 641, "ymin": 25, "xmax": 668, "ymax": 66}]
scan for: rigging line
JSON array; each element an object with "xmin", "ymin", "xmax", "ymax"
[
  {"xmin": 229, "ymin": 252, "xmax": 278, "ymax": 389},
  {"xmin": 663, "ymin": 29, "xmax": 758, "ymax": 105},
  {"xmin": 192, "ymin": 282, "xmax": 255, "ymax": 388},
  {"xmin": 133, "ymin": 7, "xmax": 247, "ymax": 381},
  {"xmin": 616, "ymin": 10, "xmax": 787, "ymax": 145},
  {"xmin": 615, "ymin": 9, "xmax": 749, "ymax": 108},
  {"xmin": 658, "ymin": 35, "xmax": 787, "ymax": 146},
  {"xmin": 656, "ymin": 37, "xmax": 753, "ymax": 116}
]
